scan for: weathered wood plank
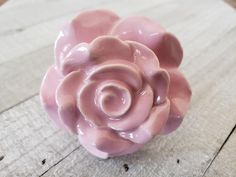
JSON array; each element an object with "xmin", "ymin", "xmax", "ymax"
[
  {"xmin": 0, "ymin": 96, "xmax": 78, "ymax": 177},
  {"xmin": 0, "ymin": 0, "xmax": 108, "ymax": 64},
  {"xmin": 0, "ymin": 46, "xmax": 52, "ymax": 113},
  {"xmin": 1, "ymin": 0, "xmax": 236, "ymax": 176},
  {"xmin": 205, "ymin": 129, "xmax": 236, "ymax": 177},
  {"xmin": 0, "ymin": 0, "xmax": 107, "ymax": 34}
]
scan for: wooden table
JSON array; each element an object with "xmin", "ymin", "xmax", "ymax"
[{"xmin": 0, "ymin": 0, "xmax": 236, "ymax": 176}]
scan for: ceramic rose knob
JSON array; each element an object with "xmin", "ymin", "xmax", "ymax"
[{"xmin": 40, "ymin": 9, "xmax": 192, "ymax": 159}]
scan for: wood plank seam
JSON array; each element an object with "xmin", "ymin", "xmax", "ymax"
[
  {"xmin": 202, "ymin": 123, "xmax": 236, "ymax": 176},
  {"xmin": 38, "ymin": 146, "xmax": 80, "ymax": 177},
  {"xmin": 0, "ymin": 93, "xmax": 38, "ymax": 114},
  {"xmin": 0, "ymin": 129, "xmax": 60, "ymax": 171}
]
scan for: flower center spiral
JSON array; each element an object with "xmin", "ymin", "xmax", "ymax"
[{"xmin": 96, "ymin": 81, "xmax": 132, "ymax": 118}]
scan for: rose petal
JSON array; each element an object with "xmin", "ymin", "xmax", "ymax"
[
  {"xmin": 61, "ymin": 43, "xmax": 90, "ymax": 75},
  {"xmin": 161, "ymin": 69, "xmax": 192, "ymax": 134},
  {"xmin": 89, "ymin": 60, "xmax": 142, "ymax": 90},
  {"xmin": 95, "ymin": 130, "xmax": 137, "ymax": 155},
  {"xmin": 78, "ymin": 81, "xmax": 108, "ymax": 127},
  {"xmin": 73, "ymin": 10, "xmax": 119, "ymax": 43},
  {"xmin": 56, "ymin": 70, "xmax": 84, "ymax": 133},
  {"xmin": 168, "ymin": 69, "xmax": 192, "ymax": 118},
  {"xmin": 77, "ymin": 118, "xmax": 140, "ymax": 158},
  {"xmin": 54, "ymin": 22, "xmax": 78, "ymax": 69},
  {"xmin": 129, "ymin": 41, "xmax": 160, "ymax": 77},
  {"xmin": 90, "ymin": 36, "xmax": 132, "ymax": 61},
  {"xmin": 78, "ymin": 133, "xmax": 109, "ymax": 159},
  {"xmin": 108, "ymin": 85, "xmax": 154, "ymax": 131},
  {"xmin": 110, "ymin": 16, "xmax": 165, "ymax": 48},
  {"xmin": 96, "ymin": 81, "xmax": 132, "ymax": 117},
  {"xmin": 129, "ymin": 42, "xmax": 169, "ymax": 104},
  {"xmin": 55, "ymin": 10, "xmax": 120, "ymax": 70},
  {"xmin": 62, "ymin": 36, "xmax": 134, "ymax": 75},
  {"xmin": 161, "ymin": 116, "xmax": 183, "ymax": 135},
  {"xmin": 111, "ymin": 17, "xmax": 182, "ymax": 68},
  {"xmin": 119, "ymin": 99, "xmax": 170, "ymax": 144},
  {"xmin": 149, "ymin": 69, "xmax": 170, "ymax": 105},
  {"xmin": 40, "ymin": 66, "xmax": 62, "ymax": 127},
  {"xmin": 153, "ymin": 33, "xmax": 183, "ymax": 68}
]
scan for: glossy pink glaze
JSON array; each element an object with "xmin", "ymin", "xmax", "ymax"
[{"xmin": 40, "ymin": 9, "xmax": 192, "ymax": 159}]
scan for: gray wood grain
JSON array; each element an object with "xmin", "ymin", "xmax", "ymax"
[
  {"xmin": 0, "ymin": 46, "xmax": 52, "ymax": 113},
  {"xmin": 0, "ymin": 96, "xmax": 78, "ymax": 177},
  {"xmin": 0, "ymin": 0, "xmax": 108, "ymax": 64},
  {"xmin": 0, "ymin": 0, "xmax": 236, "ymax": 176}
]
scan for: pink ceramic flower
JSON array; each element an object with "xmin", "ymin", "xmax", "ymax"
[{"xmin": 40, "ymin": 10, "xmax": 191, "ymax": 158}]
